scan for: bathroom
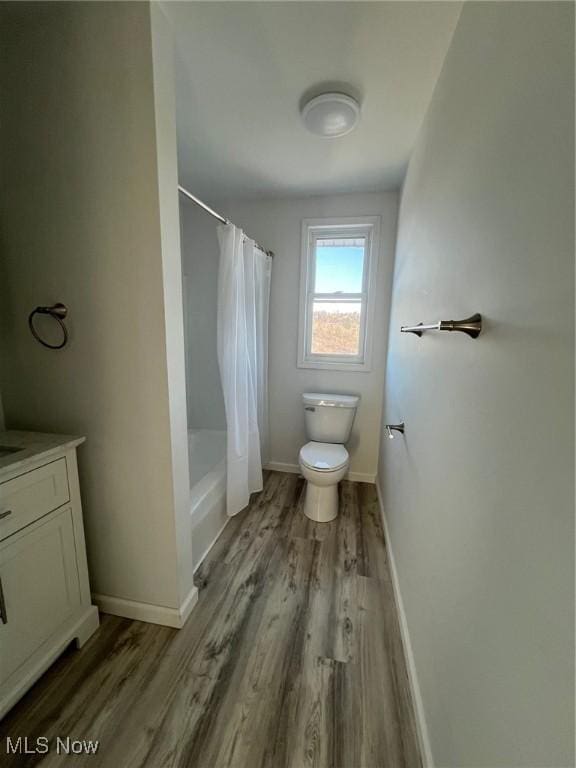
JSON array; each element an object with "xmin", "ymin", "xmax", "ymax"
[{"xmin": 0, "ymin": 2, "xmax": 573, "ymax": 767}]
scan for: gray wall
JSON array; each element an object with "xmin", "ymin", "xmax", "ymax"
[
  {"xmin": 179, "ymin": 201, "xmax": 226, "ymax": 431},
  {"xmin": 379, "ymin": 2, "xmax": 574, "ymax": 765},
  {"xmin": 224, "ymin": 192, "xmax": 398, "ymax": 481},
  {"xmin": 0, "ymin": 2, "xmax": 194, "ymax": 612}
]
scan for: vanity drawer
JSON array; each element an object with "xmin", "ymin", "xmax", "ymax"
[{"xmin": 0, "ymin": 459, "xmax": 70, "ymax": 540}]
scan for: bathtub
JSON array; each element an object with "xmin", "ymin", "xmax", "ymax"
[{"xmin": 188, "ymin": 429, "xmax": 227, "ymax": 569}]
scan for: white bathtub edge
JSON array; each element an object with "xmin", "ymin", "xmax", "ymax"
[{"xmin": 192, "ymin": 513, "xmax": 231, "ymax": 576}]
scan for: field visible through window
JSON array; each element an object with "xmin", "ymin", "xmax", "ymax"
[{"xmin": 311, "ymin": 307, "xmax": 361, "ymax": 355}]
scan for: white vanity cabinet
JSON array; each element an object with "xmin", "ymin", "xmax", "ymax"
[{"xmin": 0, "ymin": 433, "xmax": 99, "ymax": 719}]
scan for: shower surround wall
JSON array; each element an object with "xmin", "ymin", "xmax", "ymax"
[
  {"xmin": 179, "ymin": 199, "xmax": 227, "ymax": 568},
  {"xmin": 179, "ymin": 201, "xmax": 226, "ymax": 432},
  {"xmin": 378, "ymin": 2, "xmax": 574, "ymax": 765}
]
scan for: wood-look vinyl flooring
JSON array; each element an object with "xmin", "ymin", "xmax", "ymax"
[{"xmin": 0, "ymin": 471, "xmax": 421, "ymax": 768}]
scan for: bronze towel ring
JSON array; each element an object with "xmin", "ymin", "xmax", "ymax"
[{"xmin": 28, "ymin": 303, "xmax": 68, "ymax": 349}]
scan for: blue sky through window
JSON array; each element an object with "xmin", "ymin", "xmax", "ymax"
[{"xmin": 315, "ymin": 244, "xmax": 365, "ymax": 294}]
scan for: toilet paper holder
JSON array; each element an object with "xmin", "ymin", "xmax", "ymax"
[{"xmin": 386, "ymin": 423, "xmax": 405, "ymax": 439}]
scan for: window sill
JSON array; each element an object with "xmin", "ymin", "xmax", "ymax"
[{"xmin": 297, "ymin": 358, "xmax": 372, "ymax": 373}]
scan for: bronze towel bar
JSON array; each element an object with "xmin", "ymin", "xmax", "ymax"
[{"xmin": 401, "ymin": 313, "xmax": 482, "ymax": 339}]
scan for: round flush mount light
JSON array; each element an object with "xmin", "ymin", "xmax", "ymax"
[{"xmin": 301, "ymin": 92, "xmax": 361, "ymax": 138}]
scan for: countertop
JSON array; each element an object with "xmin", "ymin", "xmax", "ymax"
[{"xmin": 0, "ymin": 430, "xmax": 86, "ymax": 481}]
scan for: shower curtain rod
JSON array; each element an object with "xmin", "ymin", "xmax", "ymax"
[{"xmin": 178, "ymin": 184, "xmax": 274, "ymax": 258}]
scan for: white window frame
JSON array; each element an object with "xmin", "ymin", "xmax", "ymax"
[{"xmin": 297, "ymin": 216, "xmax": 380, "ymax": 372}]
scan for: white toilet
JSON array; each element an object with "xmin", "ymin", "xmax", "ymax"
[{"xmin": 298, "ymin": 393, "xmax": 359, "ymax": 523}]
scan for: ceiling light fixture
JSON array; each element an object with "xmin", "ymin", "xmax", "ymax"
[{"xmin": 300, "ymin": 92, "xmax": 361, "ymax": 138}]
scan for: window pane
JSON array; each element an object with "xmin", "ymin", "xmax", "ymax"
[
  {"xmin": 314, "ymin": 238, "xmax": 365, "ymax": 293},
  {"xmin": 310, "ymin": 301, "xmax": 361, "ymax": 356}
]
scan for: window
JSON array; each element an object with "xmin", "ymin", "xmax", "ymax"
[{"xmin": 298, "ymin": 217, "xmax": 380, "ymax": 371}]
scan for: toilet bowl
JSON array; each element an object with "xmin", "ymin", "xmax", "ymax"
[
  {"xmin": 298, "ymin": 392, "xmax": 359, "ymax": 523},
  {"xmin": 299, "ymin": 441, "xmax": 349, "ymax": 522}
]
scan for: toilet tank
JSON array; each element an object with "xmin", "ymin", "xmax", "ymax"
[{"xmin": 302, "ymin": 393, "xmax": 359, "ymax": 443}]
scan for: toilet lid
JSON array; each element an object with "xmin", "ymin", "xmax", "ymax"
[{"xmin": 299, "ymin": 441, "xmax": 349, "ymax": 472}]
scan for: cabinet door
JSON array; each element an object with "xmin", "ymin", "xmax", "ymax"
[{"xmin": 0, "ymin": 507, "xmax": 81, "ymax": 686}]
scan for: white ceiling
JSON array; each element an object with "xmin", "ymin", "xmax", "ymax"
[{"xmin": 163, "ymin": 2, "xmax": 462, "ymax": 201}]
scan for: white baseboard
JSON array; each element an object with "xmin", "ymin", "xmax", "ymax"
[
  {"xmin": 93, "ymin": 584, "xmax": 198, "ymax": 629},
  {"xmin": 178, "ymin": 584, "xmax": 199, "ymax": 626},
  {"xmin": 375, "ymin": 480, "xmax": 434, "ymax": 768},
  {"xmin": 264, "ymin": 461, "xmax": 301, "ymax": 475},
  {"xmin": 264, "ymin": 461, "xmax": 375, "ymax": 484},
  {"xmin": 347, "ymin": 470, "xmax": 376, "ymax": 483}
]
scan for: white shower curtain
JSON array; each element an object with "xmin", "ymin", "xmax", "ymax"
[{"xmin": 217, "ymin": 223, "xmax": 271, "ymax": 516}]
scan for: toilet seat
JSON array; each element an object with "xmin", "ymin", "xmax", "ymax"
[{"xmin": 299, "ymin": 441, "xmax": 348, "ymax": 473}]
